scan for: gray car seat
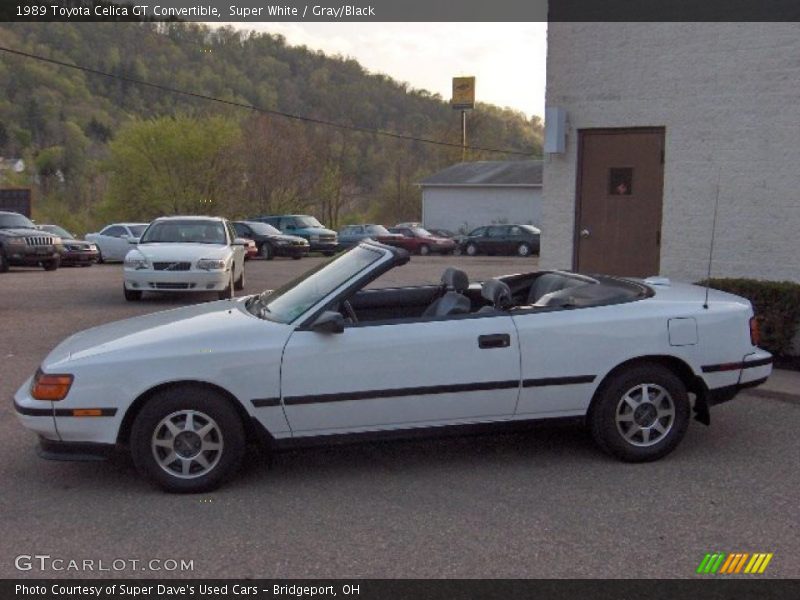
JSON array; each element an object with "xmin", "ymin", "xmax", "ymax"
[
  {"xmin": 422, "ymin": 268, "xmax": 471, "ymax": 317},
  {"xmin": 528, "ymin": 273, "xmax": 587, "ymax": 304},
  {"xmin": 478, "ymin": 279, "xmax": 513, "ymax": 313}
]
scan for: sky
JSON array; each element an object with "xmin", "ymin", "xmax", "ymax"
[{"xmin": 227, "ymin": 23, "xmax": 547, "ymax": 118}]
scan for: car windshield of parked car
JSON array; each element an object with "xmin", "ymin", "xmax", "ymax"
[
  {"xmin": 0, "ymin": 213, "xmax": 36, "ymax": 229},
  {"xmin": 139, "ymin": 220, "xmax": 227, "ymax": 244},
  {"xmin": 294, "ymin": 216, "xmax": 323, "ymax": 228},
  {"xmin": 412, "ymin": 227, "xmax": 433, "ymax": 237},
  {"xmin": 41, "ymin": 225, "xmax": 73, "ymax": 239},
  {"xmin": 129, "ymin": 225, "xmax": 148, "ymax": 237},
  {"xmin": 249, "ymin": 246, "xmax": 384, "ymax": 324},
  {"xmin": 365, "ymin": 225, "xmax": 391, "ymax": 236},
  {"xmin": 520, "ymin": 225, "xmax": 541, "ymax": 234},
  {"xmin": 243, "ymin": 221, "xmax": 282, "ymax": 236}
]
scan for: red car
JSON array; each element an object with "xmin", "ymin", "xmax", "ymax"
[
  {"xmin": 388, "ymin": 226, "xmax": 456, "ymax": 255},
  {"xmin": 242, "ymin": 238, "xmax": 258, "ymax": 260}
]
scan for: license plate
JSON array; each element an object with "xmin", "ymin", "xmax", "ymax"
[{"xmin": 35, "ymin": 248, "xmax": 51, "ymax": 255}]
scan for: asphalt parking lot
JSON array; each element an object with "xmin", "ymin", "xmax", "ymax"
[{"xmin": 0, "ymin": 256, "xmax": 798, "ymax": 579}]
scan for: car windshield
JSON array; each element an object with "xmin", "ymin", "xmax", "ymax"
[
  {"xmin": 365, "ymin": 225, "xmax": 391, "ymax": 236},
  {"xmin": 520, "ymin": 225, "xmax": 541, "ymax": 234},
  {"xmin": 41, "ymin": 225, "xmax": 73, "ymax": 239},
  {"xmin": 412, "ymin": 227, "xmax": 433, "ymax": 237},
  {"xmin": 0, "ymin": 213, "xmax": 35, "ymax": 229},
  {"xmin": 248, "ymin": 246, "xmax": 384, "ymax": 324},
  {"xmin": 294, "ymin": 216, "xmax": 323, "ymax": 228},
  {"xmin": 139, "ymin": 220, "xmax": 227, "ymax": 244},
  {"xmin": 129, "ymin": 225, "xmax": 148, "ymax": 237},
  {"xmin": 242, "ymin": 221, "xmax": 282, "ymax": 236}
]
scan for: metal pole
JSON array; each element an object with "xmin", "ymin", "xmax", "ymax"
[{"xmin": 461, "ymin": 110, "xmax": 466, "ymax": 162}]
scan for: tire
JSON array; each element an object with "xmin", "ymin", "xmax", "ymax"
[
  {"xmin": 259, "ymin": 243, "xmax": 274, "ymax": 260},
  {"xmin": 218, "ymin": 274, "xmax": 233, "ymax": 300},
  {"xmin": 418, "ymin": 244, "xmax": 430, "ymax": 256},
  {"xmin": 96, "ymin": 250, "xmax": 104, "ymax": 264},
  {"xmin": 0, "ymin": 248, "xmax": 8, "ymax": 273},
  {"xmin": 589, "ymin": 364, "xmax": 690, "ymax": 462},
  {"xmin": 291, "ymin": 255, "xmax": 302, "ymax": 260},
  {"xmin": 517, "ymin": 243, "xmax": 532, "ymax": 257},
  {"xmin": 130, "ymin": 386, "xmax": 246, "ymax": 493},
  {"xmin": 42, "ymin": 257, "xmax": 60, "ymax": 271},
  {"xmin": 322, "ymin": 251, "xmax": 335, "ymax": 257},
  {"xmin": 124, "ymin": 285, "xmax": 142, "ymax": 301},
  {"xmin": 234, "ymin": 266, "xmax": 244, "ymax": 291},
  {"xmin": 465, "ymin": 243, "xmax": 478, "ymax": 257},
  {"xmin": 453, "ymin": 246, "xmax": 463, "ymax": 256}
]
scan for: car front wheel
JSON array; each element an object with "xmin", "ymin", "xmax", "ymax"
[
  {"xmin": 234, "ymin": 266, "xmax": 244, "ymax": 291},
  {"xmin": 42, "ymin": 257, "xmax": 60, "ymax": 271},
  {"xmin": 465, "ymin": 243, "xmax": 478, "ymax": 256},
  {"xmin": 589, "ymin": 364, "xmax": 690, "ymax": 462},
  {"xmin": 130, "ymin": 386, "xmax": 246, "ymax": 493},
  {"xmin": 259, "ymin": 243, "xmax": 273, "ymax": 260},
  {"xmin": 0, "ymin": 249, "xmax": 8, "ymax": 273},
  {"xmin": 517, "ymin": 243, "xmax": 532, "ymax": 257},
  {"xmin": 124, "ymin": 285, "xmax": 142, "ymax": 301},
  {"xmin": 418, "ymin": 244, "xmax": 430, "ymax": 256}
]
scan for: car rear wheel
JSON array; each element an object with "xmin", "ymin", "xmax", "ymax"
[
  {"xmin": 418, "ymin": 244, "xmax": 430, "ymax": 256},
  {"xmin": 42, "ymin": 257, "xmax": 60, "ymax": 271},
  {"xmin": 0, "ymin": 249, "xmax": 8, "ymax": 273},
  {"xmin": 259, "ymin": 243, "xmax": 273, "ymax": 260},
  {"xmin": 130, "ymin": 386, "xmax": 246, "ymax": 493},
  {"xmin": 465, "ymin": 243, "xmax": 478, "ymax": 256},
  {"xmin": 517, "ymin": 243, "xmax": 532, "ymax": 257},
  {"xmin": 124, "ymin": 285, "xmax": 142, "ymax": 301},
  {"xmin": 589, "ymin": 364, "xmax": 690, "ymax": 462}
]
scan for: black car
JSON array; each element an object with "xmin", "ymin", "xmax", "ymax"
[
  {"xmin": 0, "ymin": 211, "xmax": 63, "ymax": 272},
  {"xmin": 38, "ymin": 224, "xmax": 99, "ymax": 266},
  {"xmin": 457, "ymin": 224, "xmax": 541, "ymax": 257},
  {"xmin": 232, "ymin": 221, "xmax": 310, "ymax": 260}
]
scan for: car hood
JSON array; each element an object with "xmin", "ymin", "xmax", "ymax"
[
  {"xmin": 272, "ymin": 233, "xmax": 308, "ymax": 243},
  {"xmin": 42, "ymin": 298, "xmax": 287, "ymax": 369},
  {"xmin": 1, "ymin": 227, "xmax": 48, "ymax": 238},
  {"xmin": 131, "ymin": 243, "xmax": 231, "ymax": 261}
]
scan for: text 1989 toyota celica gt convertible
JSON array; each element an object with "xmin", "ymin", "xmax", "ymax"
[{"xmin": 14, "ymin": 241, "xmax": 772, "ymax": 492}]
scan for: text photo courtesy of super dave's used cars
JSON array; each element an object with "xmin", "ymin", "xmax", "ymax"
[{"xmin": 12, "ymin": 233, "xmax": 772, "ymax": 493}]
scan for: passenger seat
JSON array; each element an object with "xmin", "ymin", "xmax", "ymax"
[
  {"xmin": 527, "ymin": 273, "xmax": 588, "ymax": 304},
  {"xmin": 423, "ymin": 268, "xmax": 471, "ymax": 317}
]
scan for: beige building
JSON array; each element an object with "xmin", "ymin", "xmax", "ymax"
[{"xmin": 541, "ymin": 23, "xmax": 800, "ymax": 282}]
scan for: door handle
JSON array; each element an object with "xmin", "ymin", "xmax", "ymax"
[{"xmin": 478, "ymin": 334, "xmax": 511, "ymax": 349}]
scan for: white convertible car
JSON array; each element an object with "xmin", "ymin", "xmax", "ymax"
[{"xmin": 14, "ymin": 241, "xmax": 772, "ymax": 492}]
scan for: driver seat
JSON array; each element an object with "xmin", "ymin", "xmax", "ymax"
[{"xmin": 422, "ymin": 268, "xmax": 471, "ymax": 317}]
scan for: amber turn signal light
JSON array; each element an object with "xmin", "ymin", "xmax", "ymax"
[
  {"xmin": 749, "ymin": 316, "xmax": 761, "ymax": 347},
  {"xmin": 30, "ymin": 370, "xmax": 74, "ymax": 401}
]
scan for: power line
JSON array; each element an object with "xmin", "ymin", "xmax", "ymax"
[{"xmin": 0, "ymin": 45, "xmax": 536, "ymax": 157}]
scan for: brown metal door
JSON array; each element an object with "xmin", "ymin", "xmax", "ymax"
[{"xmin": 575, "ymin": 128, "xmax": 665, "ymax": 277}]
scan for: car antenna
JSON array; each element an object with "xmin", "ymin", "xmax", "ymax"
[{"xmin": 703, "ymin": 169, "xmax": 722, "ymax": 310}]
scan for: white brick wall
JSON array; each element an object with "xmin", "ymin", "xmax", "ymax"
[
  {"xmin": 543, "ymin": 23, "xmax": 800, "ymax": 283},
  {"xmin": 422, "ymin": 187, "xmax": 542, "ymax": 234}
]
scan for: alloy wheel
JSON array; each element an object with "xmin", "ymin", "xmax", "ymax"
[
  {"xmin": 615, "ymin": 383, "xmax": 675, "ymax": 447},
  {"xmin": 151, "ymin": 410, "xmax": 224, "ymax": 479}
]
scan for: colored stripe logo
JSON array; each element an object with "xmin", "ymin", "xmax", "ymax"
[{"xmin": 697, "ymin": 552, "xmax": 773, "ymax": 574}]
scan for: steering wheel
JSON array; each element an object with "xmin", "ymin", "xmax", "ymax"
[{"xmin": 342, "ymin": 299, "xmax": 358, "ymax": 324}]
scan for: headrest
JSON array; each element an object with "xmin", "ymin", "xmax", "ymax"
[
  {"xmin": 481, "ymin": 279, "xmax": 512, "ymax": 308},
  {"xmin": 441, "ymin": 267, "xmax": 469, "ymax": 293}
]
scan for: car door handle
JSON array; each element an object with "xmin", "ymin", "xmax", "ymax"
[{"xmin": 478, "ymin": 334, "xmax": 511, "ymax": 349}]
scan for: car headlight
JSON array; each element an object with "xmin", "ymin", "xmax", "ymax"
[
  {"xmin": 196, "ymin": 258, "xmax": 227, "ymax": 271},
  {"xmin": 89, "ymin": 244, "xmax": 97, "ymax": 251},
  {"xmin": 7, "ymin": 237, "xmax": 25, "ymax": 246},
  {"xmin": 124, "ymin": 255, "xmax": 150, "ymax": 270},
  {"xmin": 275, "ymin": 240, "xmax": 288, "ymax": 246}
]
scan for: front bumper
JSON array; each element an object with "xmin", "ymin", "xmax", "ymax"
[
  {"xmin": 61, "ymin": 249, "xmax": 99, "ymax": 264},
  {"xmin": 7, "ymin": 246, "xmax": 60, "ymax": 265},
  {"xmin": 309, "ymin": 240, "xmax": 338, "ymax": 253},
  {"xmin": 276, "ymin": 244, "xmax": 310, "ymax": 258},
  {"xmin": 124, "ymin": 268, "xmax": 231, "ymax": 292},
  {"xmin": 38, "ymin": 437, "xmax": 115, "ymax": 461}
]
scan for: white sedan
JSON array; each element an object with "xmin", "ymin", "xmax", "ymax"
[
  {"xmin": 14, "ymin": 241, "xmax": 772, "ymax": 492},
  {"xmin": 122, "ymin": 216, "xmax": 246, "ymax": 301},
  {"xmin": 85, "ymin": 223, "xmax": 149, "ymax": 262}
]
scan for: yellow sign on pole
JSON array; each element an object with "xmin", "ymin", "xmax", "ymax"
[{"xmin": 452, "ymin": 77, "xmax": 475, "ymax": 110}]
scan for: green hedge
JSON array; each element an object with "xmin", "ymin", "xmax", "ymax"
[{"xmin": 701, "ymin": 278, "xmax": 800, "ymax": 357}]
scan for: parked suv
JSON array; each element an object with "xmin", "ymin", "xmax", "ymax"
[
  {"xmin": 0, "ymin": 211, "xmax": 63, "ymax": 272},
  {"xmin": 250, "ymin": 214, "xmax": 338, "ymax": 255}
]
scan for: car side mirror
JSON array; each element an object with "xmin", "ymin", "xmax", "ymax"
[
  {"xmin": 232, "ymin": 237, "xmax": 247, "ymax": 246},
  {"xmin": 310, "ymin": 311, "xmax": 345, "ymax": 334}
]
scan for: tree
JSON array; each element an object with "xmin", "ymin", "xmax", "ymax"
[{"xmin": 104, "ymin": 114, "xmax": 241, "ymax": 221}]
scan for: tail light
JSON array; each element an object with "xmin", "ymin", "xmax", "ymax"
[
  {"xmin": 30, "ymin": 370, "xmax": 74, "ymax": 401},
  {"xmin": 749, "ymin": 316, "xmax": 761, "ymax": 347}
]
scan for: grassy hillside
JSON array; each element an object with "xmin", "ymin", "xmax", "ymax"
[{"xmin": 0, "ymin": 22, "xmax": 542, "ymax": 231}]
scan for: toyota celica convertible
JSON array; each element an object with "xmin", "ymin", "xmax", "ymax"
[{"xmin": 14, "ymin": 241, "xmax": 772, "ymax": 492}]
